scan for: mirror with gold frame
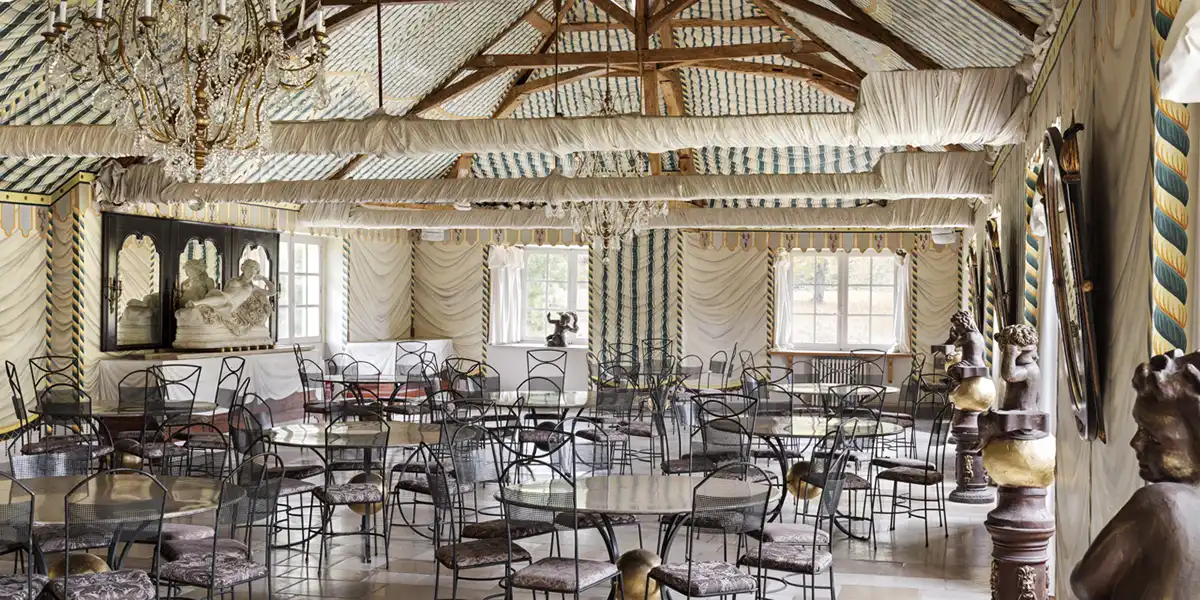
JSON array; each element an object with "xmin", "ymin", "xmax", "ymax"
[{"xmin": 1041, "ymin": 123, "xmax": 1104, "ymax": 442}]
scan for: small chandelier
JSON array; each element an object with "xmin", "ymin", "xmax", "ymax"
[
  {"xmin": 545, "ymin": 150, "xmax": 668, "ymax": 260},
  {"xmin": 43, "ymin": 0, "xmax": 331, "ymax": 183}
]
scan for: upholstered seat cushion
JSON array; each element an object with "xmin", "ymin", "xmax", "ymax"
[
  {"xmin": 34, "ymin": 525, "xmax": 111, "ymax": 552},
  {"xmin": 649, "ymin": 561, "xmax": 757, "ymax": 596},
  {"xmin": 870, "ymin": 456, "xmax": 935, "ymax": 471},
  {"xmin": 658, "ymin": 511, "xmax": 754, "ymax": 533},
  {"xmin": 435, "ymin": 538, "xmax": 530, "ymax": 569},
  {"xmin": 747, "ymin": 523, "xmax": 830, "ymax": 545},
  {"xmin": 876, "ymin": 467, "xmax": 944, "ymax": 486},
  {"xmin": 314, "ymin": 483, "xmax": 384, "ymax": 505},
  {"xmin": 0, "ymin": 573, "xmax": 48, "ymax": 600},
  {"xmin": 461, "ymin": 519, "xmax": 556, "ymax": 540},
  {"xmin": 383, "ymin": 403, "xmax": 431, "ymax": 416},
  {"xmin": 510, "ymin": 557, "xmax": 619, "ymax": 593},
  {"xmin": 738, "ymin": 543, "xmax": 833, "ymax": 574},
  {"xmin": 518, "ymin": 429, "xmax": 567, "ymax": 445},
  {"xmin": 47, "ymin": 569, "xmax": 156, "ymax": 600},
  {"xmin": 618, "ymin": 421, "xmax": 655, "ymax": 437},
  {"xmin": 575, "ymin": 428, "xmax": 624, "ymax": 443},
  {"xmin": 21, "ymin": 434, "xmax": 98, "ymax": 455},
  {"xmin": 266, "ymin": 464, "xmax": 325, "ymax": 480},
  {"xmin": 660, "ymin": 457, "xmax": 717, "ymax": 474},
  {"xmin": 170, "ymin": 431, "xmax": 227, "ymax": 449},
  {"xmin": 156, "ymin": 523, "xmax": 215, "ymax": 542},
  {"xmin": 161, "ymin": 538, "xmax": 249, "ymax": 562},
  {"xmin": 159, "ymin": 554, "xmax": 269, "ymax": 588},
  {"xmin": 113, "ymin": 439, "xmax": 188, "ymax": 459},
  {"xmin": 807, "ymin": 472, "xmax": 870, "ymax": 491},
  {"xmin": 554, "ymin": 513, "xmax": 638, "ymax": 528},
  {"xmin": 277, "ymin": 477, "xmax": 318, "ymax": 496},
  {"xmin": 750, "ymin": 447, "xmax": 807, "ymax": 460},
  {"xmin": 395, "ymin": 477, "xmax": 473, "ymax": 496}
]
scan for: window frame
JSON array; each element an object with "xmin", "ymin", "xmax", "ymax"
[
  {"xmin": 276, "ymin": 234, "xmax": 324, "ymax": 345},
  {"xmin": 785, "ymin": 249, "xmax": 898, "ymax": 351},
  {"xmin": 520, "ymin": 245, "xmax": 589, "ymax": 344}
]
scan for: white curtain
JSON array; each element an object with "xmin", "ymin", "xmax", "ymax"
[
  {"xmin": 893, "ymin": 252, "xmax": 913, "ymax": 352},
  {"xmin": 774, "ymin": 250, "xmax": 793, "ymax": 349},
  {"xmin": 489, "ymin": 246, "xmax": 525, "ymax": 345}
]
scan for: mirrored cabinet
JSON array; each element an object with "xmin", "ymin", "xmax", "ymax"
[{"xmin": 101, "ymin": 213, "xmax": 279, "ymax": 352}]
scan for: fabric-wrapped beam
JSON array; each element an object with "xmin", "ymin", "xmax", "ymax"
[
  {"xmin": 1, "ymin": 69, "xmax": 1025, "ymax": 159},
  {"xmin": 297, "ymin": 200, "xmax": 975, "ymax": 230},
  {"xmin": 104, "ymin": 153, "xmax": 989, "ymax": 206}
]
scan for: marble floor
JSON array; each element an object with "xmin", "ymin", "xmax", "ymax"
[{"xmin": 15, "ymin": 426, "xmax": 999, "ymax": 600}]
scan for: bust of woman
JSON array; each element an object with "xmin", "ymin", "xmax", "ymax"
[{"xmin": 1071, "ymin": 349, "xmax": 1200, "ymax": 600}]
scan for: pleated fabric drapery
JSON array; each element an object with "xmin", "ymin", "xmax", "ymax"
[
  {"xmin": 681, "ymin": 233, "xmax": 770, "ymax": 364},
  {"xmin": 488, "ymin": 246, "xmax": 525, "ymax": 345},
  {"xmin": 893, "ymin": 253, "xmax": 913, "ymax": 352},
  {"xmin": 347, "ymin": 233, "xmax": 412, "ymax": 342},
  {"xmin": 773, "ymin": 250, "xmax": 794, "ymax": 349},
  {"xmin": 413, "ymin": 239, "xmax": 485, "ymax": 360}
]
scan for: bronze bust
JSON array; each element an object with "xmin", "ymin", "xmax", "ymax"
[
  {"xmin": 1071, "ymin": 349, "xmax": 1200, "ymax": 600},
  {"xmin": 996, "ymin": 324, "xmax": 1039, "ymax": 414},
  {"xmin": 947, "ymin": 310, "xmax": 989, "ymax": 379}
]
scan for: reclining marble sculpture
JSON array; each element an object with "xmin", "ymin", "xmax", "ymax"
[
  {"xmin": 174, "ymin": 258, "xmax": 275, "ymax": 349},
  {"xmin": 1071, "ymin": 349, "xmax": 1200, "ymax": 600}
]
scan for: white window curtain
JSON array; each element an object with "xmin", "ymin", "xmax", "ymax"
[
  {"xmin": 892, "ymin": 252, "xmax": 913, "ymax": 352},
  {"xmin": 489, "ymin": 246, "xmax": 525, "ymax": 345},
  {"xmin": 774, "ymin": 250, "xmax": 793, "ymax": 348}
]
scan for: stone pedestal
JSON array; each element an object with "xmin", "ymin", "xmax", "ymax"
[
  {"xmin": 985, "ymin": 487, "xmax": 1054, "ymax": 600},
  {"xmin": 948, "ymin": 409, "xmax": 995, "ymax": 504}
]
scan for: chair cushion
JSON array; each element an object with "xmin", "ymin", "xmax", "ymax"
[
  {"xmin": 277, "ymin": 477, "xmax": 318, "ymax": 496},
  {"xmin": 876, "ymin": 466, "xmax": 944, "ymax": 485},
  {"xmin": 160, "ymin": 523, "xmax": 214, "ymax": 542},
  {"xmin": 461, "ymin": 519, "xmax": 556, "ymax": 540},
  {"xmin": 171, "ymin": 432, "xmax": 227, "ymax": 450},
  {"xmin": 750, "ymin": 447, "xmax": 807, "ymax": 460},
  {"xmin": 738, "ymin": 543, "xmax": 833, "ymax": 575},
  {"xmin": 658, "ymin": 511, "xmax": 754, "ymax": 533},
  {"xmin": 266, "ymin": 464, "xmax": 325, "ymax": 480},
  {"xmin": 510, "ymin": 557, "xmax": 619, "ymax": 593},
  {"xmin": 21, "ymin": 435, "xmax": 98, "ymax": 455},
  {"xmin": 33, "ymin": 525, "xmax": 111, "ymax": 552},
  {"xmin": 618, "ymin": 421, "xmax": 655, "ymax": 437},
  {"xmin": 112, "ymin": 439, "xmax": 188, "ymax": 459},
  {"xmin": 0, "ymin": 573, "xmax": 48, "ymax": 600},
  {"xmin": 48, "ymin": 569, "xmax": 156, "ymax": 600},
  {"xmin": 314, "ymin": 483, "xmax": 384, "ymax": 505},
  {"xmin": 870, "ymin": 456, "xmax": 935, "ymax": 471},
  {"xmin": 383, "ymin": 403, "xmax": 431, "ymax": 416},
  {"xmin": 159, "ymin": 554, "xmax": 269, "ymax": 588},
  {"xmin": 576, "ymin": 429, "xmax": 623, "ymax": 443},
  {"xmin": 161, "ymin": 538, "xmax": 249, "ymax": 562},
  {"xmin": 553, "ymin": 513, "xmax": 638, "ymax": 528},
  {"xmin": 395, "ymin": 477, "xmax": 473, "ymax": 496},
  {"xmin": 649, "ymin": 561, "xmax": 757, "ymax": 596},
  {"xmin": 518, "ymin": 429, "xmax": 567, "ymax": 445},
  {"xmin": 748, "ymin": 523, "xmax": 830, "ymax": 545},
  {"xmin": 435, "ymin": 538, "xmax": 530, "ymax": 569},
  {"xmin": 660, "ymin": 457, "xmax": 717, "ymax": 474}
]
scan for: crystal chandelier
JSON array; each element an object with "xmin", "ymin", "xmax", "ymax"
[{"xmin": 43, "ymin": 0, "xmax": 331, "ymax": 182}]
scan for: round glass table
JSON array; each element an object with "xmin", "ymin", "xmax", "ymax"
[
  {"xmin": 0, "ymin": 474, "xmax": 227, "ymax": 526},
  {"xmin": 30, "ymin": 401, "xmax": 219, "ymax": 418},
  {"xmin": 787, "ymin": 383, "xmax": 901, "ymax": 396},
  {"xmin": 266, "ymin": 421, "xmax": 440, "ymax": 449}
]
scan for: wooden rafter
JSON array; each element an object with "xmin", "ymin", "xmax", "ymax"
[
  {"xmin": 826, "ymin": 0, "xmax": 941, "ymax": 69},
  {"xmin": 589, "ymin": 0, "xmax": 637, "ymax": 29},
  {"xmin": 966, "ymin": 0, "xmax": 1038, "ymax": 39},
  {"xmin": 637, "ymin": 0, "xmax": 662, "ymax": 175},
  {"xmin": 647, "ymin": 0, "xmax": 702, "ymax": 31},
  {"xmin": 654, "ymin": 5, "xmax": 697, "ymax": 192},
  {"xmin": 745, "ymin": 0, "xmax": 863, "ymax": 84},
  {"xmin": 771, "ymin": 0, "xmax": 872, "ymax": 37},
  {"xmin": 690, "ymin": 59, "xmax": 857, "ymax": 102},
  {"xmin": 493, "ymin": 66, "xmax": 609, "ymax": 117},
  {"xmin": 408, "ymin": 68, "xmax": 506, "ymax": 115},
  {"xmin": 560, "ymin": 17, "xmax": 778, "ymax": 32},
  {"xmin": 467, "ymin": 41, "xmax": 822, "ymax": 68},
  {"xmin": 783, "ymin": 52, "xmax": 859, "ymax": 85}
]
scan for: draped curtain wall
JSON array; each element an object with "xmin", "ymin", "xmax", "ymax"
[
  {"xmin": 413, "ymin": 238, "xmax": 485, "ymax": 360},
  {"xmin": 773, "ymin": 250, "xmax": 793, "ymax": 349},
  {"xmin": 911, "ymin": 243, "xmax": 960, "ymax": 354},
  {"xmin": 488, "ymin": 246, "xmax": 525, "ymax": 345},
  {"xmin": 682, "ymin": 233, "xmax": 770, "ymax": 364},
  {"xmin": 0, "ymin": 210, "xmax": 51, "ymax": 428},
  {"xmin": 592, "ymin": 231, "xmax": 681, "ymax": 355},
  {"xmin": 893, "ymin": 253, "xmax": 913, "ymax": 352},
  {"xmin": 347, "ymin": 231, "xmax": 413, "ymax": 342}
]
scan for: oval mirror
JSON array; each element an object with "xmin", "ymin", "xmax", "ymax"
[{"xmin": 1041, "ymin": 124, "xmax": 1105, "ymax": 442}]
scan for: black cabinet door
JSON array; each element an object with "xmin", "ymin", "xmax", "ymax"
[{"xmin": 100, "ymin": 213, "xmax": 171, "ymax": 352}]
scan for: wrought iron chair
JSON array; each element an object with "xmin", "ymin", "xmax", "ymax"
[
  {"xmin": 872, "ymin": 401, "xmax": 954, "ymax": 547},
  {"xmin": 526, "ymin": 348, "xmax": 567, "ymax": 390},
  {"xmin": 0, "ymin": 471, "xmax": 48, "ymax": 600},
  {"xmin": 314, "ymin": 412, "xmax": 390, "ymax": 565}
]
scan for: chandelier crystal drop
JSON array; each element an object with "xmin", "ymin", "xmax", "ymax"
[{"xmin": 44, "ymin": 0, "xmax": 331, "ymax": 182}]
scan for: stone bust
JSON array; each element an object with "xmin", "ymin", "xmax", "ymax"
[
  {"xmin": 996, "ymin": 324, "xmax": 1039, "ymax": 412},
  {"xmin": 1071, "ymin": 349, "xmax": 1200, "ymax": 600}
]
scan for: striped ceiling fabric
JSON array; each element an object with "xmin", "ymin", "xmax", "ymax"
[{"xmin": 0, "ymin": 0, "xmax": 1050, "ymax": 195}]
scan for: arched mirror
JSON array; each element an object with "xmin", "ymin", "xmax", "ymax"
[
  {"xmin": 985, "ymin": 217, "xmax": 1010, "ymax": 330},
  {"xmin": 239, "ymin": 243, "xmax": 271, "ymax": 290},
  {"xmin": 1041, "ymin": 124, "xmax": 1104, "ymax": 442},
  {"xmin": 115, "ymin": 234, "xmax": 162, "ymax": 346},
  {"xmin": 178, "ymin": 238, "xmax": 223, "ymax": 308}
]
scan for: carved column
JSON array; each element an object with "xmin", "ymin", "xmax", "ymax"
[{"xmin": 981, "ymin": 325, "xmax": 1055, "ymax": 600}]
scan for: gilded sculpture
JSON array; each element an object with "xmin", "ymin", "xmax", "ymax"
[
  {"xmin": 1071, "ymin": 349, "xmax": 1200, "ymax": 600},
  {"xmin": 948, "ymin": 310, "xmax": 996, "ymax": 412},
  {"xmin": 982, "ymin": 324, "xmax": 1055, "ymax": 489}
]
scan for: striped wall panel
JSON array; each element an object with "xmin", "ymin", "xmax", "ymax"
[{"xmin": 593, "ymin": 231, "xmax": 681, "ymax": 354}]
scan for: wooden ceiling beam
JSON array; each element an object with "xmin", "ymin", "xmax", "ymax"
[
  {"xmin": 966, "ymin": 0, "xmax": 1038, "ymax": 39},
  {"xmin": 589, "ymin": 0, "xmax": 638, "ymax": 29},
  {"xmin": 825, "ymin": 0, "xmax": 942, "ymax": 69},
  {"xmin": 408, "ymin": 68, "xmax": 506, "ymax": 115},
  {"xmin": 655, "ymin": 9, "xmax": 695, "ymax": 181},
  {"xmin": 493, "ymin": 66, "xmax": 610, "ymax": 117},
  {"xmin": 783, "ymin": 52, "xmax": 859, "ymax": 85},
  {"xmin": 467, "ymin": 41, "xmax": 823, "ymax": 68},
  {"xmin": 648, "ymin": 0, "xmax": 702, "ymax": 31},
  {"xmin": 742, "ymin": 0, "xmax": 864, "ymax": 102},
  {"xmin": 691, "ymin": 59, "xmax": 857, "ymax": 103},
  {"xmin": 560, "ymin": 17, "xmax": 778, "ymax": 31},
  {"xmin": 771, "ymin": 0, "xmax": 872, "ymax": 37}
]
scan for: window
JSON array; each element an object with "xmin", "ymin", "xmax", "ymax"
[
  {"xmin": 522, "ymin": 247, "xmax": 589, "ymax": 343},
  {"xmin": 277, "ymin": 235, "xmax": 323, "ymax": 343},
  {"xmin": 787, "ymin": 250, "xmax": 897, "ymax": 349}
]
